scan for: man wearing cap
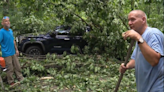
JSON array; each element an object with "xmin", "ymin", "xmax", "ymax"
[{"xmin": 0, "ymin": 16, "xmax": 24, "ymax": 88}]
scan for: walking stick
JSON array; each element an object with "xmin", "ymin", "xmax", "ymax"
[{"xmin": 114, "ymin": 39, "xmax": 135, "ymax": 92}]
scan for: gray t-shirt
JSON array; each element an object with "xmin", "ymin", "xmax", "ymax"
[{"xmin": 131, "ymin": 27, "xmax": 164, "ymax": 92}]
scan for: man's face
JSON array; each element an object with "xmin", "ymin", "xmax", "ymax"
[
  {"xmin": 128, "ymin": 12, "xmax": 144, "ymax": 32},
  {"xmin": 1, "ymin": 18, "xmax": 10, "ymax": 29}
]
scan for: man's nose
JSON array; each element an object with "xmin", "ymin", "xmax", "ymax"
[{"xmin": 128, "ymin": 21, "xmax": 132, "ymax": 25}]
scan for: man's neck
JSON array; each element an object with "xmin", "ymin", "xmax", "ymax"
[
  {"xmin": 139, "ymin": 25, "xmax": 148, "ymax": 35},
  {"xmin": 3, "ymin": 27, "xmax": 9, "ymax": 31}
]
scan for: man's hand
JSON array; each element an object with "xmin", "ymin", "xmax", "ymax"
[
  {"xmin": 122, "ymin": 29, "xmax": 141, "ymax": 41},
  {"xmin": 16, "ymin": 50, "xmax": 19, "ymax": 56},
  {"xmin": 119, "ymin": 63, "xmax": 128, "ymax": 73}
]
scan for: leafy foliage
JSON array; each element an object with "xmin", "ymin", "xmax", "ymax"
[
  {"xmin": 1, "ymin": 54, "xmax": 136, "ymax": 92},
  {"xmin": 0, "ymin": 0, "xmax": 163, "ymax": 60}
]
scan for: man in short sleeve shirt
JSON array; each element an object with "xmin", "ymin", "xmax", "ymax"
[
  {"xmin": 119, "ymin": 10, "xmax": 164, "ymax": 92},
  {"xmin": 0, "ymin": 16, "xmax": 24, "ymax": 88}
]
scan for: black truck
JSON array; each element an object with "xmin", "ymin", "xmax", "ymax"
[{"xmin": 16, "ymin": 26, "xmax": 89, "ymax": 55}]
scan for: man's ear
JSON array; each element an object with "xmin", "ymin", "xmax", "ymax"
[{"xmin": 142, "ymin": 17, "xmax": 146, "ymax": 23}]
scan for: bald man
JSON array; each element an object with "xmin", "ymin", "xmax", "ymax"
[
  {"xmin": 0, "ymin": 16, "xmax": 24, "ymax": 88},
  {"xmin": 119, "ymin": 10, "xmax": 164, "ymax": 92}
]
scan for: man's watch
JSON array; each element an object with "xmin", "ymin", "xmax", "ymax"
[{"xmin": 138, "ymin": 37, "xmax": 144, "ymax": 44}]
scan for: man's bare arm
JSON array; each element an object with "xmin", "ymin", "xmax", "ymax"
[
  {"xmin": 138, "ymin": 41, "xmax": 161, "ymax": 66},
  {"xmin": 14, "ymin": 40, "xmax": 19, "ymax": 56},
  {"xmin": 126, "ymin": 59, "xmax": 135, "ymax": 69}
]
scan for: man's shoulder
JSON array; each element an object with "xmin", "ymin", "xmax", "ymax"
[
  {"xmin": 0, "ymin": 28, "xmax": 4, "ymax": 31},
  {"xmin": 146, "ymin": 27, "xmax": 163, "ymax": 35},
  {"xmin": 148, "ymin": 27, "xmax": 161, "ymax": 32},
  {"xmin": 142, "ymin": 27, "xmax": 164, "ymax": 42},
  {"xmin": 0, "ymin": 28, "xmax": 4, "ymax": 33}
]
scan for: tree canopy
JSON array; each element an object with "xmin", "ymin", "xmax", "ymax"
[{"xmin": 0, "ymin": 0, "xmax": 163, "ymax": 60}]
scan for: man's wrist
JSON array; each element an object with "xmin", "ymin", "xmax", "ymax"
[
  {"xmin": 126, "ymin": 64, "xmax": 134, "ymax": 69},
  {"xmin": 138, "ymin": 37, "xmax": 144, "ymax": 44}
]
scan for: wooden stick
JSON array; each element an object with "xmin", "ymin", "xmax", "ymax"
[{"xmin": 114, "ymin": 40, "xmax": 135, "ymax": 92}]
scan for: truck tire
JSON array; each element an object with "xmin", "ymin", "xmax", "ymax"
[{"xmin": 25, "ymin": 46, "xmax": 43, "ymax": 56}]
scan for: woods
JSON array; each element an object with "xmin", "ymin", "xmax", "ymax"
[
  {"xmin": 0, "ymin": 0, "xmax": 163, "ymax": 60},
  {"xmin": 0, "ymin": 0, "xmax": 163, "ymax": 91}
]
